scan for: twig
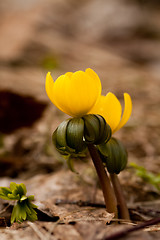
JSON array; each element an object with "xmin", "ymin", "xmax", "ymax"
[
  {"xmin": 102, "ymin": 217, "xmax": 160, "ymax": 240},
  {"xmin": 28, "ymin": 222, "xmax": 47, "ymax": 240},
  {"xmin": 134, "ymin": 207, "xmax": 160, "ymax": 218},
  {"xmin": 0, "ymin": 204, "xmax": 10, "ymax": 215},
  {"xmin": 55, "ymin": 199, "xmax": 106, "ymax": 208}
]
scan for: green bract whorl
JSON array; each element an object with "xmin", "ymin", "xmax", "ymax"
[
  {"xmin": 53, "ymin": 114, "xmax": 111, "ymax": 156},
  {"xmin": 98, "ymin": 138, "xmax": 128, "ymax": 174}
]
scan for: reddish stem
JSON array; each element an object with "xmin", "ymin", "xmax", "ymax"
[
  {"xmin": 88, "ymin": 144, "xmax": 117, "ymax": 216},
  {"xmin": 110, "ymin": 173, "xmax": 130, "ymax": 220}
]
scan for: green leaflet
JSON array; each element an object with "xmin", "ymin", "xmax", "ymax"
[
  {"xmin": 130, "ymin": 163, "xmax": 160, "ymax": 191},
  {"xmin": 0, "ymin": 182, "xmax": 37, "ymax": 224},
  {"xmin": 67, "ymin": 156, "xmax": 78, "ymax": 174}
]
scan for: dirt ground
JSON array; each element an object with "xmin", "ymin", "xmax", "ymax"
[{"xmin": 0, "ymin": 0, "xmax": 160, "ymax": 239}]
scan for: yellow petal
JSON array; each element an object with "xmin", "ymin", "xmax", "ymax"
[
  {"xmin": 45, "ymin": 72, "xmax": 63, "ymax": 112},
  {"xmin": 85, "ymin": 68, "xmax": 101, "ymax": 83},
  {"xmin": 114, "ymin": 93, "xmax": 132, "ymax": 132},
  {"xmin": 90, "ymin": 92, "xmax": 122, "ymax": 133},
  {"xmin": 65, "ymin": 72, "xmax": 73, "ymax": 78},
  {"xmin": 45, "ymin": 72, "xmax": 55, "ymax": 104},
  {"xmin": 48, "ymin": 69, "xmax": 102, "ymax": 117}
]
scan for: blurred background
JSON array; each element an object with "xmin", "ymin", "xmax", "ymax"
[{"xmin": 0, "ymin": 0, "xmax": 160, "ymax": 182}]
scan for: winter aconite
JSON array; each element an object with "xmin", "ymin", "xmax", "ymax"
[
  {"xmin": 46, "ymin": 68, "xmax": 101, "ymax": 117},
  {"xmin": 46, "ymin": 68, "xmax": 132, "ymax": 219},
  {"xmin": 45, "ymin": 68, "xmax": 132, "ymax": 133},
  {"xmin": 0, "ymin": 182, "xmax": 37, "ymax": 224}
]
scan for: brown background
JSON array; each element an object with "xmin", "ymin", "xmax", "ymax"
[{"xmin": 0, "ymin": 0, "xmax": 160, "ymax": 239}]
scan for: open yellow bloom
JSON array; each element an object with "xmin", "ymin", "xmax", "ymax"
[
  {"xmin": 90, "ymin": 93, "xmax": 132, "ymax": 133},
  {"xmin": 45, "ymin": 68, "xmax": 132, "ymax": 133},
  {"xmin": 46, "ymin": 68, "xmax": 101, "ymax": 117}
]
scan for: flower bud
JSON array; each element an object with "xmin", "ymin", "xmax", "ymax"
[
  {"xmin": 83, "ymin": 114, "xmax": 111, "ymax": 145},
  {"xmin": 98, "ymin": 138, "xmax": 128, "ymax": 174},
  {"xmin": 52, "ymin": 114, "xmax": 112, "ymax": 155},
  {"xmin": 52, "ymin": 118, "xmax": 86, "ymax": 155}
]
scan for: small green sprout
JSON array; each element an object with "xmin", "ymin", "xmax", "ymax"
[
  {"xmin": 0, "ymin": 182, "xmax": 37, "ymax": 224},
  {"xmin": 130, "ymin": 163, "xmax": 160, "ymax": 191}
]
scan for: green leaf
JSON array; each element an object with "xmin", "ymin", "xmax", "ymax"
[
  {"xmin": 29, "ymin": 202, "xmax": 37, "ymax": 209},
  {"xmin": 0, "ymin": 187, "xmax": 12, "ymax": 196},
  {"xmin": 15, "ymin": 203, "xmax": 21, "ymax": 222},
  {"xmin": 10, "ymin": 182, "xmax": 17, "ymax": 191},
  {"xmin": 7, "ymin": 193, "xmax": 20, "ymax": 200},
  {"xmin": 130, "ymin": 163, "xmax": 160, "ymax": 191},
  {"xmin": 11, "ymin": 205, "xmax": 17, "ymax": 224},
  {"xmin": 67, "ymin": 156, "xmax": 78, "ymax": 174},
  {"xmin": 20, "ymin": 183, "xmax": 27, "ymax": 195},
  {"xmin": 21, "ymin": 207, "xmax": 27, "ymax": 220},
  {"xmin": 18, "ymin": 203, "xmax": 27, "ymax": 220},
  {"xmin": 27, "ymin": 210, "xmax": 38, "ymax": 222},
  {"xmin": 17, "ymin": 185, "xmax": 25, "ymax": 197},
  {"xmin": 28, "ymin": 195, "xmax": 34, "ymax": 201},
  {"xmin": 0, "ymin": 194, "xmax": 11, "ymax": 200},
  {"xmin": 24, "ymin": 202, "xmax": 32, "ymax": 215},
  {"xmin": 25, "ymin": 201, "xmax": 38, "ymax": 222}
]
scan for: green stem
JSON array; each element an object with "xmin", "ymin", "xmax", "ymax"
[
  {"xmin": 110, "ymin": 173, "xmax": 130, "ymax": 220},
  {"xmin": 87, "ymin": 144, "xmax": 117, "ymax": 215}
]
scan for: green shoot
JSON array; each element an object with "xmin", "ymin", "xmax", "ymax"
[
  {"xmin": 130, "ymin": 163, "xmax": 160, "ymax": 191},
  {"xmin": 0, "ymin": 182, "xmax": 37, "ymax": 224}
]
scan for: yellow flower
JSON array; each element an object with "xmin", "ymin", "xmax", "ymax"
[
  {"xmin": 45, "ymin": 68, "xmax": 101, "ymax": 117},
  {"xmin": 45, "ymin": 68, "xmax": 132, "ymax": 133},
  {"xmin": 90, "ymin": 93, "xmax": 132, "ymax": 133}
]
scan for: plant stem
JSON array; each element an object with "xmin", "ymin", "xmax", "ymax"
[
  {"xmin": 87, "ymin": 144, "xmax": 117, "ymax": 215},
  {"xmin": 110, "ymin": 173, "xmax": 130, "ymax": 220}
]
